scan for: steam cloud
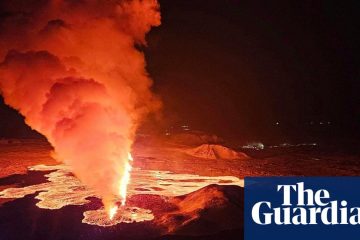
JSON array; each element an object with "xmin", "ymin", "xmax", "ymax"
[{"xmin": 0, "ymin": 0, "xmax": 161, "ymax": 210}]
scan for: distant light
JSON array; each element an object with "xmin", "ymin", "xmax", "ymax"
[
  {"xmin": 319, "ymin": 122, "xmax": 323, "ymax": 125},
  {"xmin": 242, "ymin": 142, "xmax": 265, "ymax": 150},
  {"xmin": 275, "ymin": 122, "xmax": 280, "ymax": 125},
  {"xmin": 179, "ymin": 124, "xmax": 190, "ymax": 131},
  {"xmin": 327, "ymin": 121, "xmax": 331, "ymax": 125}
]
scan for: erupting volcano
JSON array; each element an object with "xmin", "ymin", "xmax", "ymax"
[
  {"xmin": 1, "ymin": 1, "xmax": 356, "ymax": 240},
  {"xmin": 0, "ymin": 0, "xmax": 161, "ymax": 218}
]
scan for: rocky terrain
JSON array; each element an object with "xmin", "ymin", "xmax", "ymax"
[{"xmin": 1, "ymin": 137, "xmax": 360, "ymax": 240}]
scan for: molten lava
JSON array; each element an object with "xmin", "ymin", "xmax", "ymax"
[
  {"xmin": 109, "ymin": 205, "xmax": 118, "ymax": 220},
  {"xmin": 120, "ymin": 153, "xmax": 134, "ymax": 206},
  {"xmin": 0, "ymin": 162, "xmax": 243, "ymax": 227},
  {"xmin": 107, "ymin": 152, "xmax": 134, "ymax": 219}
]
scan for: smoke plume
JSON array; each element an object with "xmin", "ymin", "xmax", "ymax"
[{"xmin": 0, "ymin": 0, "xmax": 161, "ymax": 211}]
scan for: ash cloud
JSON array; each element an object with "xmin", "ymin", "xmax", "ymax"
[{"xmin": 0, "ymin": 0, "xmax": 161, "ymax": 210}]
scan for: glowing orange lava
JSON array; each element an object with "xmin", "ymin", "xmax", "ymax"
[
  {"xmin": 120, "ymin": 153, "xmax": 133, "ymax": 206},
  {"xmin": 107, "ymin": 152, "xmax": 133, "ymax": 219},
  {"xmin": 109, "ymin": 205, "xmax": 118, "ymax": 220},
  {"xmin": 0, "ymin": 163, "xmax": 243, "ymax": 226}
]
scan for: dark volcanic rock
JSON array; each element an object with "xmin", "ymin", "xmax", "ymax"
[
  {"xmin": 155, "ymin": 184, "xmax": 244, "ymax": 236},
  {"xmin": 0, "ymin": 172, "xmax": 244, "ymax": 240}
]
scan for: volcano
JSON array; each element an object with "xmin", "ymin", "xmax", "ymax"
[
  {"xmin": 186, "ymin": 144, "xmax": 249, "ymax": 160},
  {"xmin": 0, "ymin": 139, "xmax": 245, "ymax": 240}
]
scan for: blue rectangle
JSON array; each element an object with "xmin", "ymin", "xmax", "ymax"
[{"xmin": 245, "ymin": 177, "xmax": 360, "ymax": 240}]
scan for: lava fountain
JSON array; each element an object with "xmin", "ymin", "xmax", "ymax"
[
  {"xmin": 0, "ymin": 0, "xmax": 161, "ymax": 217},
  {"xmin": 120, "ymin": 153, "xmax": 134, "ymax": 206},
  {"xmin": 108, "ymin": 152, "xmax": 133, "ymax": 219}
]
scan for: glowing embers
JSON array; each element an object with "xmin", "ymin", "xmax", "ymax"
[
  {"xmin": 83, "ymin": 206, "xmax": 154, "ymax": 227},
  {"xmin": 0, "ymin": 164, "xmax": 243, "ymax": 227}
]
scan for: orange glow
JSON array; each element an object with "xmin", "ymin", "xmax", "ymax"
[
  {"xmin": 107, "ymin": 152, "xmax": 133, "ymax": 219},
  {"xmin": 0, "ymin": 0, "xmax": 161, "ymax": 217},
  {"xmin": 128, "ymin": 152, "xmax": 134, "ymax": 162},
  {"xmin": 0, "ymin": 163, "xmax": 243, "ymax": 226},
  {"xmin": 119, "ymin": 153, "xmax": 133, "ymax": 206},
  {"xmin": 109, "ymin": 205, "xmax": 118, "ymax": 220}
]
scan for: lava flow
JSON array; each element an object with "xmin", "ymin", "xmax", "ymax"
[{"xmin": 0, "ymin": 160, "xmax": 244, "ymax": 226}]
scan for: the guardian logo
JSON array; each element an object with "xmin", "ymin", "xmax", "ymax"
[
  {"xmin": 245, "ymin": 178, "xmax": 360, "ymax": 240},
  {"xmin": 251, "ymin": 182, "xmax": 360, "ymax": 225}
]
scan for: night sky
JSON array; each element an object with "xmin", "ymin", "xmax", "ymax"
[{"xmin": 1, "ymin": 0, "xmax": 360, "ymax": 141}]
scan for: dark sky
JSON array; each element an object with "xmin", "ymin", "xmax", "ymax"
[
  {"xmin": 145, "ymin": 0, "xmax": 360, "ymax": 140},
  {"xmin": 1, "ymin": 0, "xmax": 360, "ymax": 141}
]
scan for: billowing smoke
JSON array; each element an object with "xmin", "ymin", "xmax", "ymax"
[{"xmin": 0, "ymin": 0, "xmax": 161, "ymax": 211}]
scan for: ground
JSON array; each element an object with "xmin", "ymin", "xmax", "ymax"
[{"xmin": 0, "ymin": 138, "xmax": 359, "ymax": 240}]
